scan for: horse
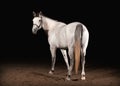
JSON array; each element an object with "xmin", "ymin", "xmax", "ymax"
[{"xmin": 32, "ymin": 11, "xmax": 89, "ymax": 80}]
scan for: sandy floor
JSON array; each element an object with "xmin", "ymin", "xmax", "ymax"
[{"xmin": 0, "ymin": 62, "xmax": 120, "ymax": 86}]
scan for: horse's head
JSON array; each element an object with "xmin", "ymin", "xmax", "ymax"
[{"xmin": 32, "ymin": 11, "xmax": 42, "ymax": 34}]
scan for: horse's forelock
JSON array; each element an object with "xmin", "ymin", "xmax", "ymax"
[
  {"xmin": 35, "ymin": 13, "xmax": 39, "ymax": 17},
  {"xmin": 33, "ymin": 11, "xmax": 44, "ymax": 18}
]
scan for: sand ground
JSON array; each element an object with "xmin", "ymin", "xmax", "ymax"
[{"xmin": 0, "ymin": 61, "xmax": 120, "ymax": 86}]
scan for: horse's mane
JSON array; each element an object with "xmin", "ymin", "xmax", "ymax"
[{"xmin": 43, "ymin": 15, "xmax": 59, "ymax": 22}]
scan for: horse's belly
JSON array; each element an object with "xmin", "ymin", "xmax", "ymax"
[
  {"xmin": 48, "ymin": 31, "xmax": 67, "ymax": 48},
  {"xmin": 49, "ymin": 38, "xmax": 67, "ymax": 49},
  {"xmin": 57, "ymin": 40, "xmax": 67, "ymax": 48}
]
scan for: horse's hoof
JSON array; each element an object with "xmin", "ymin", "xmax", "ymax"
[
  {"xmin": 49, "ymin": 70, "xmax": 54, "ymax": 74},
  {"xmin": 66, "ymin": 77, "xmax": 71, "ymax": 81},
  {"xmin": 66, "ymin": 75, "xmax": 71, "ymax": 81},
  {"xmin": 81, "ymin": 76, "xmax": 86, "ymax": 80}
]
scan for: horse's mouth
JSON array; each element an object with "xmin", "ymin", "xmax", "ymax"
[{"xmin": 32, "ymin": 29, "xmax": 37, "ymax": 34}]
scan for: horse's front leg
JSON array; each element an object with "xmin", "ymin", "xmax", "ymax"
[{"xmin": 49, "ymin": 47, "xmax": 56, "ymax": 74}]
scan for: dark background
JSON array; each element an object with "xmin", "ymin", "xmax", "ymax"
[{"xmin": 0, "ymin": 0, "xmax": 119, "ymax": 67}]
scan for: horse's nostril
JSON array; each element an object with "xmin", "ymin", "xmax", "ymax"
[{"xmin": 34, "ymin": 29, "xmax": 37, "ymax": 32}]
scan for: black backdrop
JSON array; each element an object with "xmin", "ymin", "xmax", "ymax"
[{"xmin": 0, "ymin": 0, "xmax": 119, "ymax": 66}]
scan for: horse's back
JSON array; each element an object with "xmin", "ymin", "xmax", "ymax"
[{"xmin": 66, "ymin": 22, "xmax": 88, "ymax": 32}]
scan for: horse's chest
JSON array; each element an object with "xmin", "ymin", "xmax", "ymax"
[{"xmin": 48, "ymin": 29, "xmax": 67, "ymax": 48}]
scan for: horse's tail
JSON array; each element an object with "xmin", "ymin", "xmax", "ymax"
[{"xmin": 74, "ymin": 24, "xmax": 83, "ymax": 74}]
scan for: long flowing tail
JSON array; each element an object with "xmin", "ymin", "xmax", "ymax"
[{"xmin": 74, "ymin": 24, "xmax": 83, "ymax": 74}]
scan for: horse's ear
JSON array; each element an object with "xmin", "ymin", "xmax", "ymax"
[
  {"xmin": 39, "ymin": 11, "xmax": 42, "ymax": 15},
  {"xmin": 33, "ymin": 11, "xmax": 36, "ymax": 17},
  {"xmin": 39, "ymin": 11, "xmax": 43, "ymax": 17}
]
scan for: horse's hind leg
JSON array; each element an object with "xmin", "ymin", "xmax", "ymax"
[
  {"xmin": 81, "ymin": 48, "xmax": 86, "ymax": 80},
  {"xmin": 81, "ymin": 29, "xmax": 89, "ymax": 80},
  {"xmin": 49, "ymin": 47, "xmax": 56, "ymax": 74},
  {"xmin": 60, "ymin": 49, "xmax": 70, "ymax": 70}
]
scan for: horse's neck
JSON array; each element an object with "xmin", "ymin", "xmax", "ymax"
[{"xmin": 42, "ymin": 16, "xmax": 58, "ymax": 31}]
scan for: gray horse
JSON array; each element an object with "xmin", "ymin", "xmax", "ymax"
[{"xmin": 32, "ymin": 11, "xmax": 89, "ymax": 80}]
